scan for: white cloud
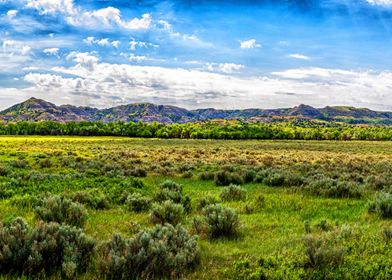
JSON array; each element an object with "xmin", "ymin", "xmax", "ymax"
[
  {"xmin": 26, "ymin": 0, "xmax": 152, "ymax": 30},
  {"xmin": 6, "ymin": 10, "xmax": 18, "ymax": 19},
  {"xmin": 83, "ymin": 37, "xmax": 120, "ymax": 48},
  {"xmin": 288, "ymin": 54, "xmax": 311, "ymax": 60},
  {"xmin": 122, "ymin": 13, "xmax": 151, "ymax": 29},
  {"xmin": 66, "ymin": 51, "xmax": 99, "ymax": 71},
  {"xmin": 128, "ymin": 54, "xmax": 147, "ymax": 62},
  {"xmin": 205, "ymin": 63, "xmax": 245, "ymax": 74},
  {"xmin": 12, "ymin": 60, "xmax": 392, "ymax": 111},
  {"xmin": 366, "ymin": 0, "xmax": 392, "ymax": 6},
  {"xmin": 239, "ymin": 39, "xmax": 261, "ymax": 49},
  {"xmin": 43, "ymin": 47, "xmax": 59, "ymax": 56},
  {"xmin": 2, "ymin": 40, "xmax": 32, "ymax": 56},
  {"xmin": 129, "ymin": 40, "xmax": 158, "ymax": 51},
  {"xmin": 21, "ymin": 46, "xmax": 32, "ymax": 55},
  {"xmin": 26, "ymin": 0, "xmax": 75, "ymax": 15}
]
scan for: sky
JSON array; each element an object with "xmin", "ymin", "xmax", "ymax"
[{"xmin": 1, "ymin": 0, "xmax": 392, "ymax": 110}]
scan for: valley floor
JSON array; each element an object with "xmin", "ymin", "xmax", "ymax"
[{"xmin": 0, "ymin": 137, "xmax": 392, "ymax": 279}]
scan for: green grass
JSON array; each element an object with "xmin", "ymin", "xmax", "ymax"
[{"xmin": 0, "ymin": 136, "xmax": 392, "ymax": 278}]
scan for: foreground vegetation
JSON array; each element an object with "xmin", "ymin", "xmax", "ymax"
[{"xmin": 1, "ymin": 137, "xmax": 392, "ymax": 279}]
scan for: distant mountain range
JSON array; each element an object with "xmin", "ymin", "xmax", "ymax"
[{"xmin": 1, "ymin": 97, "xmax": 392, "ymax": 125}]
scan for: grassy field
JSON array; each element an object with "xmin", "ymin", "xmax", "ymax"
[{"xmin": 1, "ymin": 136, "xmax": 392, "ymax": 279}]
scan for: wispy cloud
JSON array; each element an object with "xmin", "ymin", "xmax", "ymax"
[{"xmin": 288, "ymin": 54, "xmax": 311, "ymax": 60}]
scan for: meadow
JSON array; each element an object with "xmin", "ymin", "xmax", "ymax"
[{"xmin": 1, "ymin": 136, "xmax": 392, "ymax": 279}]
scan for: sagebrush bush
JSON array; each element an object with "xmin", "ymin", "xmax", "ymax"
[
  {"xmin": 303, "ymin": 234, "xmax": 345, "ymax": 269},
  {"xmin": 368, "ymin": 192, "xmax": 392, "ymax": 218},
  {"xmin": 0, "ymin": 165, "xmax": 10, "ymax": 176},
  {"xmin": 203, "ymin": 204, "xmax": 239, "ymax": 238},
  {"xmin": 97, "ymin": 224, "xmax": 200, "ymax": 279},
  {"xmin": 70, "ymin": 189, "xmax": 110, "ymax": 209},
  {"xmin": 154, "ymin": 180, "xmax": 191, "ymax": 213},
  {"xmin": 306, "ymin": 177, "xmax": 363, "ymax": 198},
  {"xmin": 126, "ymin": 192, "xmax": 151, "ymax": 212},
  {"xmin": 149, "ymin": 200, "xmax": 184, "ymax": 225},
  {"xmin": 35, "ymin": 195, "xmax": 88, "ymax": 227},
  {"xmin": 0, "ymin": 217, "xmax": 31, "ymax": 273},
  {"xmin": 195, "ymin": 195, "xmax": 219, "ymax": 211},
  {"xmin": 199, "ymin": 171, "xmax": 215, "ymax": 181},
  {"xmin": 220, "ymin": 184, "xmax": 247, "ymax": 201},
  {"xmin": 125, "ymin": 167, "xmax": 147, "ymax": 178},
  {"xmin": 214, "ymin": 170, "xmax": 245, "ymax": 186},
  {"xmin": 0, "ymin": 218, "xmax": 95, "ymax": 278}
]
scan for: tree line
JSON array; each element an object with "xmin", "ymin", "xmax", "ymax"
[{"xmin": 1, "ymin": 121, "xmax": 392, "ymax": 140}]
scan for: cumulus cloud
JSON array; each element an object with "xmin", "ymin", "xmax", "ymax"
[
  {"xmin": 26, "ymin": 0, "xmax": 152, "ymax": 30},
  {"xmin": 65, "ymin": 51, "xmax": 99, "ymax": 71},
  {"xmin": 205, "ymin": 63, "xmax": 245, "ymax": 74},
  {"xmin": 43, "ymin": 47, "xmax": 59, "ymax": 56},
  {"xmin": 83, "ymin": 37, "xmax": 120, "ymax": 48},
  {"xmin": 239, "ymin": 39, "xmax": 261, "ymax": 49},
  {"xmin": 288, "ymin": 54, "xmax": 311, "ymax": 60},
  {"xmin": 127, "ymin": 54, "xmax": 147, "ymax": 62},
  {"xmin": 3, "ymin": 52, "xmax": 387, "ymax": 110}
]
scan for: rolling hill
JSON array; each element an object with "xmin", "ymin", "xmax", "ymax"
[{"xmin": 1, "ymin": 97, "xmax": 392, "ymax": 125}]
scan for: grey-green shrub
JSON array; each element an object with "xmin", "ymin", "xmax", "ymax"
[
  {"xmin": 0, "ymin": 218, "xmax": 95, "ymax": 278},
  {"xmin": 97, "ymin": 224, "xmax": 200, "ymax": 279},
  {"xmin": 26, "ymin": 221, "xmax": 95, "ymax": 278},
  {"xmin": 195, "ymin": 195, "xmax": 219, "ymax": 211},
  {"xmin": 154, "ymin": 180, "xmax": 191, "ymax": 213},
  {"xmin": 70, "ymin": 189, "xmax": 110, "ymax": 209},
  {"xmin": 0, "ymin": 217, "xmax": 31, "ymax": 273},
  {"xmin": 303, "ymin": 234, "xmax": 345, "ymax": 269},
  {"xmin": 368, "ymin": 192, "xmax": 392, "ymax": 218},
  {"xmin": 220, "ymin": 184, "xmax": 247, "ymax": 201},
  {"xmin": 203, "ymin": 204, "xmax": 239, "ymax": 238},
  {"xmin": 126, "ymin": 193, "xmax": 151, "ymax": 212},
  {"xmin": 35, "ymin": 195, "xmax": 88, "ymax": 227},
  {"xmin": 149, "ymin": 200, "xmax": 184, "ymax": 225}
]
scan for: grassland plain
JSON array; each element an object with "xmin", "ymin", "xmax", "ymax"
[{"xmin": 1, "ymin": 136, "xmax": 392, "ymax": 279}]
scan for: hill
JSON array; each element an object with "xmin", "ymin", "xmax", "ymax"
[{"xmin": 1, "ymin": 97, "xmax": 392, "ymax": 124}]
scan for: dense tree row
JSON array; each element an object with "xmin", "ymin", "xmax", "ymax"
[{"xmin": 1, "ymin": 120, "xmax": 392, "ymax": 140}]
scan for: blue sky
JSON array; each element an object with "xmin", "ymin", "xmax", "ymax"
[{"xmin": 1, "ymin": 0, "xmax": 392, "ymax": 110}]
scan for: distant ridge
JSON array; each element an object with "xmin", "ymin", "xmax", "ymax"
[{"xmin": 1, "ymin": 97, "xmax": 392, "ymax": 125}]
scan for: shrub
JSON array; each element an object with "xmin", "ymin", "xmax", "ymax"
[
  {"xmin": 149, "ymin": 201, "xmax": 184, "ymax": 225},
  {"xmin": 220, "ymin": 184, "xmax": 247, "ymax": 201},
  {"xmin": 0, "ymin": 218, "xmax": 95, "ymax": 278},
  {"xmin": 263, "ymin": 172, "xmax": 285, "ymax": 187},
  {"xmin": 126, "ymin": 193, "xmax": 151, "ymax": 212},
  {"xmin": 26, "ymin": 221, "xmax": 95, "ymax": 278},
  {"xmin": 35, "ymin": 195, "xmax": 88, "ymax": 227},
  {"xmin": 154, "ymin": 180, "xmax": 191, "ymax": 213},
  {"xmin": 0, "ymin": 217, "xmax": 31, "ymax": 273},
  {"xmin": 10, "ymin": 159, "xmax": 28, "ymax": 169},
  {"xmin": 303, "ymin": 234, "xmax": 345, "ymax": 270},
  {"xmin": 242, "ymin": 169, "xmax": 257, "ymax": 183},
  {"xmin": 199, "ymin": 171, "xmax": 215, "ymax": 181},
  {"xmin": 38, "ymin": 158, "xmax": 53, "ymax": 169},
  {"xmin": 382, "ymin": 227, "xmax": 392, "ymax": 242},
  {"xmin": 97, "ymin": 224, "xmax": 200, "ymax": 279},
  {"xmin": 214, "ymin": 171, "xmax": 244, "ymax": 186},
  {"xmin": 306, "ymin": 177, "xmax": 362, "ymax": 199},
  {"xmin": 0, "ymin": 165, "xmax": 10, "ymax": 176},
  {"xmin": 368, "ymin": 192, "xmax": 392, "ymax": 218},
  {"xmin": 125, "ymin": 168, "xmax": 147, "ymax": 178},
  {"xmin": 195, "ymin": 195, "xmax": 219, "ymax": 211},
  {"xmin": 70, "ymin": 189, "xmax": 110, "ymax": 209},
  {"xmin": 203, "ymin": 204, "xmax": 239, "ymax": 238}
]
